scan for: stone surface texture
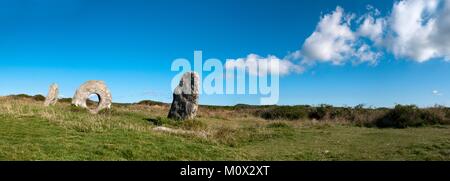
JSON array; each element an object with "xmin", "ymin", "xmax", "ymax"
[
  {"xmin": 168, "ymin": 72, "xmax": 199, "ymax": 120},
  {"xmin": 44, "ymin": 83, "xmax": 59, "ymax": 106},
  {"xmin": 72, "ymin": 80, "xmax": 112, "ymax": 114}
]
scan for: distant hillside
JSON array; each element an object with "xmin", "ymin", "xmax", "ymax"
[
  {"xmin": 6, "ymin": 94, "xmax": 164, "ymax": 107},
  {"xmin": 135, "ymin": 100, "xmax": 168, "ymax": 106}
]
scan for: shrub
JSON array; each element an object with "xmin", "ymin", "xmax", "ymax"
[
  {"xmin": 350, "ymin": 108, "xmax": 387, "ymax": 127},
  {"xmin": 59, "ymin": 98, "xmax": 72, "ymax": 103},
  {"xmin": 421, "ymin": 107, "xmax": 450, "ymax": 125},
  {"xmin": 234, "ymin": 104, "xmax": 253, "ymax": 109},
  {"xmin": 308, "ymin": 104, "xmax": 333, "ymax": 120},
  {"xmin": 13, "ymin": 94, "xmax": 32, "ymax": 99},
  {"xmin": 374, "ymin": 105, "xmax": 450, "ymax": 128},
  {"xmin": 376, "ymin": 105, "xmax": 425, "ymax": 128},
  {"xmin": 258, "ymin": 106, "xmax": 309, "ymax": 120},
  {"xmin": 136, "ymin": 100, "xmax": 167, "ymax": 106},
  {"xmin": 33, "ymin": 94, "xmax": 46, "ymax": 102}
]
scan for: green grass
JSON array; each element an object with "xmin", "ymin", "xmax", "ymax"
[{"xmin": 0, "ymin": 96, "xmax": 448, "ymax": 160}]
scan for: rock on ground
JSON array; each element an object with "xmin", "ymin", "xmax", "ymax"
[
  {"xmin": 44, "ymin": 83, "xmax": 59, "ymax": 106},
  {"xmin": 72, "ymin": 80, "xmax": 112, "ymax": 114},
  {"xmin": 167, "ymin": 72, "xmax": 199, "ymax": 120}
]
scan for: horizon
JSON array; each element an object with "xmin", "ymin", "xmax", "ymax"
[
  {"xmin": 1, "ymin": 0, "xmax": 450, "ymax": 107},
  {"xmin": 3, "ymin": 93, "xmax": 448, "ymax": 109}
]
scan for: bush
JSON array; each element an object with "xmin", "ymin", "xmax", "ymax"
[
  {"xmin": 59, "ymin": 98, "xmax": 72, "ymax": 103},
  {"xmin": 350, "ymin": 108, "xmax": 387, "ymax": 127},
  {"xmin": 308, "ymin": 104, "xmax": 333, "ymax": 120},
  {"xmin": 33, "ymin": 94, "xmax": 46, "ymax": 102},
  {"xmin": 258, "ymin": 106, "xmax": 309, "ymax": 120},
  {"xmin": 421, "ymin": 107, "xmax": 450, "ymax": 125},
  {"xmin": 375, "ymin": 105, "xmax": 427, "ymax": 128},
  {"xmin": 13, "ymin": 94, "xmax": 32, "ymax": 99},
  {"xmin": 136, "ymin": 100, "xmax": 167, "ymax": 106}
]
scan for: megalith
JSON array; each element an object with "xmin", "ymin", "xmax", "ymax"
[
  {"xmin": 168, "ymin": 72, "xmax": 199, "ymax": 120},
  {"xmin": 44, "ymin": 83, "xmax": 59, "ymax": 106},
  {"xmin": 72, "ymin": 80, "xmax": 112, "ymax": 114}
]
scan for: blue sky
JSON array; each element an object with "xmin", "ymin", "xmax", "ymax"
[{"xmin": 0, "ymin": 0, "xmax": 449, "ymax": 107}]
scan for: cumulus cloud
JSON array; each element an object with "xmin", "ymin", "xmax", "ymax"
[
  {"xmin": 297, "ymin": 0, "xmax": 450, "ymax": 65},
  {"xmin": 300, "ymin": 7, "xmax": 356, "ymax": 65},
  {"xmin": 431, "ymin": 0, "xmax": 450, "ymax": 60},
  {"xmin": 299, "ymin": 7, "xmax": 382, "ymax": 65},
  {"xmin": 357, "ymin": 14, "xmax": 385, "ymax": 44},
  {"xmin": 229, "ymin": 0, "xmax": 450, "ymax": 76},
  {"xmin": 225, "ymin": 54, "xmax": 303, "ymax": 76},
  {"xmin": 354, "ymin": 44, "xmax": 382, "ymax": 65},
  {"xmin": 386, "ymin": 0, "xmax": 441, "ymax": 62}
]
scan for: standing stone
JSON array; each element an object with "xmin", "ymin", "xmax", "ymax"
[
  {"xmin": 44, "ymin": 83, "xmax": 59, "ymax": 106},
  {"xmin": 168, "ymin": 72, "xmax": 199, "ymax": 120},
  {"xmin": 72, "ymin": 80, "xmax": 112, "ymax": 114}
]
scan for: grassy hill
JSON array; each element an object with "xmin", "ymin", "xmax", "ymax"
[{"xmin": 0, "ymin": 95, "xmax": 448, "ymax": 160}]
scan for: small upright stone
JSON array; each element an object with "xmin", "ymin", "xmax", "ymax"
[
  {"xmin": 72, "ymin": 80, "xmax": 112, "ymax": 114},
  {"xmin": 44, "ymin": 83, "xmax": 59, "ymax": 106},
  {"xmin": 168, "ymin": 72, "xmax": 199, "ymax": 120}
]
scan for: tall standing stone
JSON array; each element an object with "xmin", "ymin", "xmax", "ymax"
[
  {"xmin": 168, "ymin": 72, "xmax": 199, "ymax": 120},
  {"xmin": 72, "ymin": 80, "xmax": 112, "ymax": 114},
  {"xmin": 44, "ymin": 83, "xmax": 59, "ymax": 106}
]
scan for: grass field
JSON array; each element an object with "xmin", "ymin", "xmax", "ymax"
[{"xmin": 0, "ymin": 96, "xmax": 449, "ymax": 160}]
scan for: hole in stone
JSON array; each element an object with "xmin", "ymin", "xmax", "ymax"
[{"xmin": 87, "ymin": 94, "xmax": 100, "ymax": 110}]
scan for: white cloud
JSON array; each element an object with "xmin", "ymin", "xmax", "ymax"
[
  {"xmin": 225, "ymin": 54, "xmax": 303, "ymax": 76},
  {"xmin": 299, "ymin": 7, "xmax": 382, "ymax": 65},
  {"xmin": 296, "ymin": 0, "xmax": 450, "ymax": 66},
  {"xmin": 430, "ymin": 0, "xmax": 450, "ymax": 60},
  {"xmin": 386, "ymin": 0, "xmax": 441, "ymax": 62},
  {"xmin": 357, "ymin": 14, "xmax": 385, "ymax": 44},
  {"xmin": 432, "ymin": 90, "xmax": 443, "ymax": 96},
  {"xmin": 300, "ymin": 7, "xmax": 356, "ymax": 65},
  {"xmin": 355, "ymin": 44, "xmax": 382, "ymax": 65},
  {"xmin": 229, "ymin": 0, "xmax": 450, "ymax": 76}
]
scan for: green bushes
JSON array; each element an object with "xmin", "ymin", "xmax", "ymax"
[
  {"xmin": 11, "ymin": 94, "xmax": 33, "ymax": 99},
  {"xmin": 258, "ymin": 106, "xmax": 309, "ymax": 120},
  {"xmin": 375, "ymin": 105, "xmax": 424, "ymax": 128},
  {"xmin": 309, "ymin": 104, "xmax": 336, "ymax": 120},
  {"xmin": 136, "ymin": 100, "xmax": 167, "ymax": 106},
  {"xmin": 8, "ymin": 94, "xmax": 46, "ymax": 102},
  {"xmin": 423, "ymin": 107, "xmax": 450, "ymax": 125},
  {"xmin": 256, "ymin": 104, "xmax": 450, "ymax": 128},
  {"xmin": 32, "ymin": 95, "xmax": 46, "ymax": 101},
  {"xmin": 375, "ymin": 105, "xmax": 450, "ymax": 128},
  {"xmin": 59, "ymin": 98, "xmax": 72, "ymax": 103}
]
